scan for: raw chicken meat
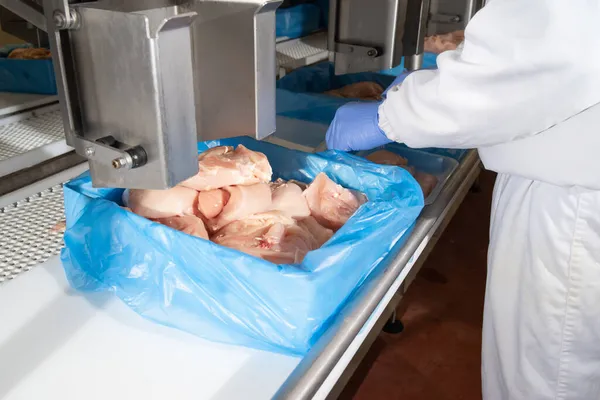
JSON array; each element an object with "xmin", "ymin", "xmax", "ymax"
[
  {"xmin": 213, "ymin": 212, "xmax": 320, "ymax": 264},
  {"xmin": 123, "ymin": 145, "xmax": 367, "ymax": 263},
  {"xmin": 324, "ymin": 81, "xmax": 384, "ymax": 101},
  {"xmin": 362, "ymin": 151, "xmax": 436, "ymax": 197},
  {"xmin": 424, "ymin": 30, "xmax": 464, "ymax": 54},
  {"xmin": 289, "ymin": 179, "xmax": 309, "ymax": 191},
  {"xmin": 51, "ymin": 220, "xmax": 66, "ymax": 233},
  {"xmin": 414, "ymin": 171, "xmax": 438, "ymax": 198},
  {"xmin": 366, "ymin": 150, "xmax": 408, "ymax": 166},
  {"xmin": 297, "ymin": 216, "xmax": 334, "ymax": 248},
  {"xmin": 181, "ymin": 145, "xmax": 272, "ymax": 191},
  {"xmin": 401, "ymin": 165, "xmax": 416, "ymax": 176},
  {"xmin": 155, "ymin": 214, "xmax": 209, "ymax": 240},
  {"xmin": 270, "ymin": 180, "xmax": 310, "ymax": 219},
  {"xmin": 206, "ymin": 183, "xmax": 272, "ymax": 232},
  {"xmin": 197, "ymin": 189, "xmax": 230, "ymax": 219},
  {"xmin": 303, "ymin": 173, "xmax": 366, "ymax": 231},
  {"xmin": 8, "ymin": 47, "xmax": 51, "ymax": 59},
  {"xmin": 124, "ymin": 186, "xmax": 198, "ymax": 219}
]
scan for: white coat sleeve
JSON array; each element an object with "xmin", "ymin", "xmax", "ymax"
[{"xmin": 378, "ymin": 0, "xmax": 600, "ymax": 149}]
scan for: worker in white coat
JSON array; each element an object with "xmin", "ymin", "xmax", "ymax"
[{"xmin": 326, "ymin": 1, "xmax": 600, "ymax": 399}]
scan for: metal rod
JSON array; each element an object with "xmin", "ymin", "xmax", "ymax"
[
  {"xmin": 0, "ymin": 151, "xmax": 85, "ymax": 196},
  {"xmin": 274, "ymin": 150, "xmax": 481, "ymax": 399}
]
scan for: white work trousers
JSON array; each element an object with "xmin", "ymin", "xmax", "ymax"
[{"xmin": 482, "ymin": 173, "xmax": 600, "ymax": 400}]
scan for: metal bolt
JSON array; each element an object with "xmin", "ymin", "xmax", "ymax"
[
  {"xmin": 112, "ymin": 157, "xmax": 128, "ymax": 169},
  {"xmin": 367, "ymin": 49, "xmax": 377, "ymax": 57},
  {"xmin": 84, "ymin": 147, "xmax": 94, "ymax": 157},
  {"xmin": 53, "ymin": 9, "xmax": 80, "ymax": 30},
  {"xmin": 53, "ymin": 11, "xmax": 66, "ymax": 29}
]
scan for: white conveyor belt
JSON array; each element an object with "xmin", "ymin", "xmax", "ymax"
[{"xmin": 0, "ymin": 256, "xmax": 300, "ymax": 400}]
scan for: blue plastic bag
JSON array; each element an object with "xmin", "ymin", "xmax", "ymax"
[
  {"xmin": 276, "ymin": 4, "xmax": 322, "ymax": 39},
  {"xmin": 61, "ymin": 137, "xmax": 424, "ymax": 355},
  {"xmin": 277, "ymin": 62, "xmax": 395, "ymax": 124},
  {"xmin": 379, "ymin": 52, "xmax": 439, "ymax": 75},
  {"xmin": 315, "ymin": 0, "xmax": 329, "ymax": 27}
]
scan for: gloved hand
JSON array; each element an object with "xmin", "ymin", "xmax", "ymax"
[
  {"xmin": 382, "ymin": 70, "xmax": 414, "ymax": 97},
  {"xmin": 325, "ymin": 102, "xmax": 392, "ymax": 151}
]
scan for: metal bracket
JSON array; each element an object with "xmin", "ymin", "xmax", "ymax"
[
  {"xmin": 429, "ymin": 13, "xmax": 461, "ymax": 24},
  {"xmin": 75, "ymin": 137, "xmax": 147, "ymax": 171},
  {"xmin": 333, "ymin": 42, "xmax": 380, "ymax": 58}
]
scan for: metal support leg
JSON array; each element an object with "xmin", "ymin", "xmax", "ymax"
[{"xmin": 382, "ymin": 309, "xmax": 404, "ymax": 334}]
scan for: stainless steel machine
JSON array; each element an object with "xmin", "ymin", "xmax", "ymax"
[
  {"xmin": 328, "ymin": 0, "xmax": 477, "ymax": 74},
  {"xmin": 1, "ymin": 0, "xmax": 280, "ymax": 189},
  {"xmin": 0, "ymin": 0, "xmax": 478, "ymax": 190}
]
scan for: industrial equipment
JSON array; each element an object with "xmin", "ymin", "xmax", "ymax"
[
  {"xmin": 0, "ymin": 1, "xmax": 487, "ymax": 399},
  {"xmin": 1, "ymin": 0, "xmax": 280, "ymax": 189},
  {"xmin": 0, "ymin": 0, "xmax": 477, "ymax": 190}
]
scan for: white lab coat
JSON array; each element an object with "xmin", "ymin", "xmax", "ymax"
[{"xmin": 378, "ymin": 1, "xmax": 600, "ymax": 399}]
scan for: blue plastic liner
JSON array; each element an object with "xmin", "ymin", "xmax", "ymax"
[
  {"xmin": 277, "ymin": 62, "xmax": 395, "ymax": 124},
  {"xmin": 379, "ymin": 52, "xmax": 439, "ymax": 75},
  {"xmin": 0, "ymin": 57, "xmax": 57, "ymax": 95},
  {"xmin": 316, "ymin": 0, "xmax": 329, "ymax": 27},
  {"xmin": 61, "ymin": 136, "xmax": 424, "ymax": 355},
  {"xmin": 276, "ymin": 3, "xmax": 322, "ymax": 39}
]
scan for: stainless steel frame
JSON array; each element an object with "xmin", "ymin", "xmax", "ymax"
[
  {"xmin": 428, "ymin": 0, "xmax": 484, "ymax": 35},
  {"xmin": 274, "ymin": 150, "xmax": 481, "ymax": 399},
  {"xmin": 5, "ymin": 0, "xmax": 281, "ymax": 189},
  {"xmin": 328, "ymin": 0, "xmax": 433, "ymax": 74},
  {"xmin": 0, "ymin": 0, "xmax": 45, "ymax": 30}
]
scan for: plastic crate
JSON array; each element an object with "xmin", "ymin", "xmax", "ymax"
[
  {"xmin": 0, "ymin": 57, "xmax": 57, "ymax": 95},
  {"xmin": 355, "ymin": 144, "xmax": 459, "ymax": 205},
  {"xmin": 276, "ymin": 3, "xmax": 323, "ymax": 39}
]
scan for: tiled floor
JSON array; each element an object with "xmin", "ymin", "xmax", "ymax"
[{"xmin": 340, "ymin": 170, "xmax": 495, "ymax": 400}]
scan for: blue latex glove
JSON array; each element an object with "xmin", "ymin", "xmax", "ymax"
[
  {"xmin": 325, "ymin": 102, "xmax": 392, "ymax": 151},
  {"xmin": 382, "ymin": 70, "xmax": 414, "ymax": 97}
]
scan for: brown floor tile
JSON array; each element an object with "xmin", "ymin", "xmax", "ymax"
[{"xmin": 339, "ymin": 170, "xmax": 496, "ymax": 400}]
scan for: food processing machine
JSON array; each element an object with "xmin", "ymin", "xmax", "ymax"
[{"xmin": 0, "ymin": 0, "xmax": 476, "ymax": 190}]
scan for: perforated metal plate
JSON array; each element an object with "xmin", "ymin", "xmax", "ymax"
[
  {"xmin": 0, "ymin": 110, "xmax": 64, "ymax": 161},
  {"xmin": 0, "ymin": 185, "xmax": 65, "ymax": 283},
  {"xmin": 276, "ymin": 32, "xmax": 329, "ymax": 71}
]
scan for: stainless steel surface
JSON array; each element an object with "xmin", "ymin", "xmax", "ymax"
[
  {"xmin": 44, "ymin": 1, "xmax": 200, "ymax": 189},
  {"xmin": 276, "ymin": 32, "xmax": 328, "ymax": 74},
  {"xmin": 34, "ymin": 0, "xmax": 282, "ymax": 189},
  {"xmin": 179, "ymin": 0, "xmax": 281, "ymax": 142},
  {"xmin": 427, "ymin": 0, "xmax": 484, "ymax": 35},
  {"xmin": 333, "ymin": 42, "xmax": 379, "ymax": 58},
  {"xmin": 0, "ymin": 93, "xmax": 56, "ymax": 118},
  {"xmin": 0, "ymin": 109, "xmax": 62, "ymax": 162},
  {"xmin": 402, "ymin": 0, "xmax": 430, "ymax": 71},
  {"xmin": 0, "ymin": 0, "xmax": 45, "ymax": 30},
  {"xmin": 0, "ymin": 184, "xmax": 65, "ymax": 284},
  {"xmin": 0, "ymin": 4, "xmax": 48, "ymax": 47},
  {"xmin": 325, "ymin": 155, "xmax": 481, "ymax": 400},
  {"xmin": 274, "ymin": 150, "xmax": 481, "ymax": 399},
  {"xmin": 329, "ymin": 0, "xmax": 409, "ymax": 74},
  {"xmin": 0, "ymin": 150, "xmax": 84, "ymax": 196},
  {"xmin": 405, "ymin": 52, "xmax": 423, "ymax": 70}
]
